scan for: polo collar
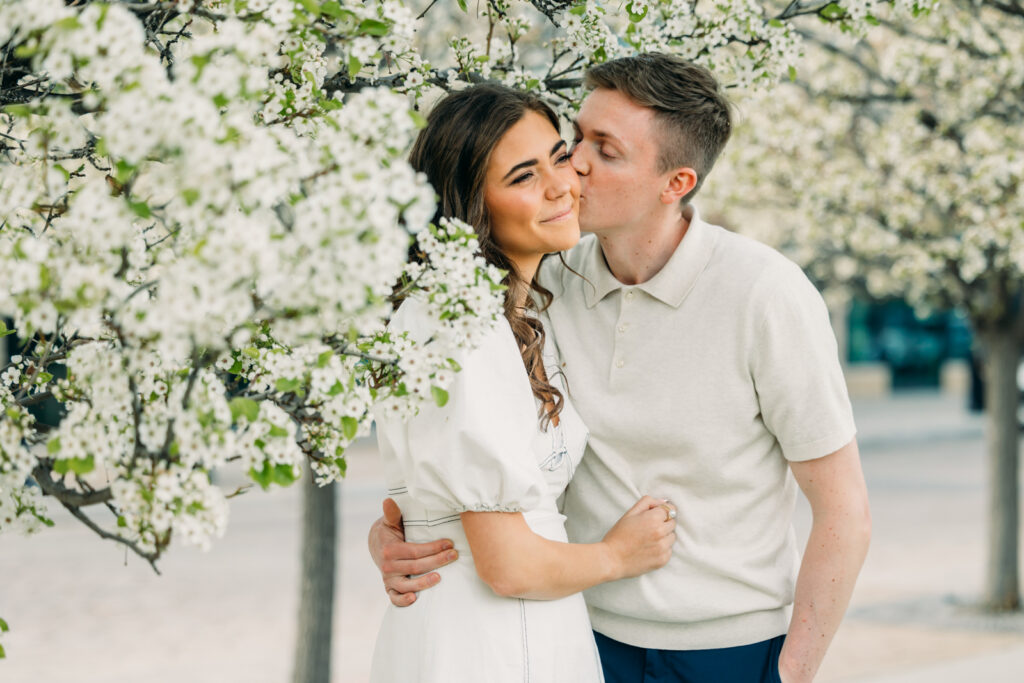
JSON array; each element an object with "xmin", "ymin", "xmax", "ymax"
[{"xmin": 582, "ymin": 205, "xmax": 719, "ymax": 309}]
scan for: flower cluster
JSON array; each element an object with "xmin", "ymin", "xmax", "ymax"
[
  {"xmin": 0, "ymin": 0, "xmax": 921, "ymax": 567},
  {"xmin": 707, "ymin": 0, "xmax": 1022, "ymax": 325}
]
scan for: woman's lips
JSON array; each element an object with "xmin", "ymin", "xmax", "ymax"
[{"xmin": 540, "ymin": 206, "xmax": 574, "ymax": 223}]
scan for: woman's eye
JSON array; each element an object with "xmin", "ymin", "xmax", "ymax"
[{"xmin": 511, "ymin": 171, "xmax": 534, "ymax": 185}]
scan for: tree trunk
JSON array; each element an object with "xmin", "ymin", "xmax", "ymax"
[
  {"xmin": 292, "ymin": 471, "xmax": 338, "ymax": 683},
  {"xmin": 979, "ymin": 330, "xmax": 1021, "ymax": 611}
]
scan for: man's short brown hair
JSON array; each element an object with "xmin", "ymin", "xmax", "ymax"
[{"xmin": 584, "ymin": 53, "xmax": 733, "ymax": 203}]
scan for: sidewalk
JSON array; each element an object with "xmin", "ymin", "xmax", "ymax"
[
  {"xmin": 0, "ymin": 390, "xmax": 1021, "ymax": 682},
  {"xmin": 810, "ymin": 392, "xmax": 1024, "ymax": 682},
  {"xmin": 851, "ymin": 390, "xmax": 985, "ymax": 450}
]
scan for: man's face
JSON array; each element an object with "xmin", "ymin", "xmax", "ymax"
[{"xmin": 570, "ymin": 88, "xmax": 667, "ymax": 236}]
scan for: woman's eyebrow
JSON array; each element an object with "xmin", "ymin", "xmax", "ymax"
[{"xmin": 501, "ymin": 140, "xmax": 568, "ymax": 181}]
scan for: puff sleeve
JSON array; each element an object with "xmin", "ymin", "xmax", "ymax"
[{"xmin": 376, "ymin": 301, "xmax": 547, "ymax": 514}]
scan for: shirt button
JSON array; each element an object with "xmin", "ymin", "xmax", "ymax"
[
  {"xmin": 624, "ymin": 291, "xmax": 634, "ymax": 301},
  {"xmin": 615, "ymin": 359, "xmax": 625, "ymax": 368},
  {"xmin": 617, "ymin": 324, "xmax": 627, "ymax": 333}
]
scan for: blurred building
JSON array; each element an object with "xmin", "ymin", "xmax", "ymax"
[{"xmin": 846, "ymin": 299, "xmax": 973, "ymax": 389}]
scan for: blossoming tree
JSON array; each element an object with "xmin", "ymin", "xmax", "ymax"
[
  {"xmin": 711, "ymin": 0, "xmax": 1024, "ymax": 611},
  {"xmin": 0, "ymin": 0, "xmax": 924, "ymax": 669}
]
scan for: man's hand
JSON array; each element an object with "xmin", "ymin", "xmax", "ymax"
[{"xmin": 367, "ymin": 498, "xmax": 459, "ymax": 607}]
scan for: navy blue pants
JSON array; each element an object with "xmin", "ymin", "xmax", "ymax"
[{"xmin": 594, "ymin": 631, "xmax": 785, "ymax": 683}]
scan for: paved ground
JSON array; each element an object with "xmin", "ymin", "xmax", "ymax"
[{"xmin": 1, "ymin": 391, "xmax": 1023, "ymax": 682}]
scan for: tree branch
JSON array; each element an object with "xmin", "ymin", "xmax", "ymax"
[{"xmin": 31, "ymin": 465, "xmax": 113, "ymax": 507}]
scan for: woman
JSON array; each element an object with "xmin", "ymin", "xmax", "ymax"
[{"xmin": 371, "ymin": 84, "xmax": 676, "ymax": 682}]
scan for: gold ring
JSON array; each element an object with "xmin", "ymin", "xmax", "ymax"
[{"xmin": 659, "ymin": 503, "xmax": 676, "ymax": 522}]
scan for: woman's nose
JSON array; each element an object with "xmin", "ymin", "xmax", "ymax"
[{"xmin": 546, "ymin": 172, "xmax": 572, "ymax": 199}]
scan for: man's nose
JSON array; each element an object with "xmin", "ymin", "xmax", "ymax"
[{"xmin": 570, "ymin": 144, "xmax": 588, "ymax": 175}]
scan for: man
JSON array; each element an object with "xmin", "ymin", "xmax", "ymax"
[{"xmin": 370, "ymin": 53, "xmax": 871, "ymax": 683}]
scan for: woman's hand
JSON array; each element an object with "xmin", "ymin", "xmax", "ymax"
[{"xmin": 601, "ymin": 495, "xmax": 677, "ymax": 580}]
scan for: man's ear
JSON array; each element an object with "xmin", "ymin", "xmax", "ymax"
[{"xmin": 660, "ymin": 167, "xmax": 698, "ymax": 205}]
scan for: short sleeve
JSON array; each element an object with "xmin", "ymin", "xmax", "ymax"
[
  {"xmin": 750, "ymin": 260, "xmax": 857, "ymax": 462},
  {"xmin": 387, "ymin": 311, "xmax": 547, "ymax": 513}
]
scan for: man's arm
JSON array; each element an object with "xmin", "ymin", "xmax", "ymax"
[
  {"xmin": 778, "ymin": 439, "xmax": 871, "ymax": 683},
  {"xmin": 368, "ymin": 498, "xmax": 459, "ymax": 607}
]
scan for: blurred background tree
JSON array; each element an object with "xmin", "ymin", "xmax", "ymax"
[{"xmin": 711, "ymin": 0, "xmax": 1023, "ymax": 611}]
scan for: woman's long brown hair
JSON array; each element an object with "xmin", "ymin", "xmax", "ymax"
[{"xmin": 408, "ymin": 84, "xmax": 564, "ymax": 428}]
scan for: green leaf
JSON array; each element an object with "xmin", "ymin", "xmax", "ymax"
[
  {"xmin": 71, "ymin": 455, "xmax": 94, "ymax": 475},
  {"xmin": 275, "ymin": 378, "xmax": 302, "ymax": 394},
  {"xmin": 271, "ymin": 463, "xmax": 299, "ymax": 486},
  {"xmin": 788, "ymin": 65, "xmax": 797, "ymax": 82},
  {"xmin": 128, "ymin": 200, "xmax": 151, "ymax": 219},
  {"xmin": 0, "ymin": 642, "xmax": 5, "ymax": 658},
  {"xmin": 409, "ymin": 109, "xmax": 428, "ymax": 129},
  {"xmin": 341, "ymin": 416, "xmax": 359, "ymax": 441},
  {"xmin": 297, "ymin": 0, "xmax": 320, "ymax": 15},
  {"xmin": 334, "ymin": 456, "xmax": 348, "ymax": 477},
  {"xmin": 348, "ymin": 55, "xmax": 361, "ymax": 79},
  {"xmin": 4, "ymin": 104, "xmax": 32, "ymax": 118},
  {"xmin": 54, "ymin": 456, "xmax": 94, "ymax": 476},
  {"xmin": 456, "ymin": 0, "xmax": 467, "ymax": 11},
  {"xmin": 865, "ymin": 14, "xmax": 880, "ymax": 25},
  {"xmin": 249, "ymin": 464, "xmax": 273, "ymax": 490},
  {"xmin": 431, "ymin": 386, "xmax": 449, "ymax": 407},
  {"xmin": 54, "ymin": 16, "xmax": 83, "ymax": 31},
  {"xmin": 317, "ymin": 350, "xmax": 333, "ymax": 368},
  {"xmin": 321, "ymin": 2, "xmax": 353, "ymax": 19},
  {"xmin": 327, "ymin": 379, "xmax": 345, "ymax": 396},
  {"xmin": 769, "ymin": 18, "xmax": 784, "ymax": 28},
  {"xmin": 97, "ymin": 3, "xmax": 111, "ymax": 29},
  {"xmin": 0, "ymin": 321, "xmax": 14, "ymax": 338},
  {"xmin": 117, "ymin": 515, "xmax": 127, "ymax": 528},
  {"xmin": 47, "ymin": 437, "xmax": 60, "ymax": 455},
  {"xmin": 229, "ymin": 397, "xmax": 260, "ymax": 423},
  {"xmin": 268, "ymin": 424, "xmax": 289, "ymax": 438},
  {"xmin": 358, "ymin": 18, "xmax": 389, "ymax": 36},
  {"xmin": 0, "ymin": 617, "xmax": 8, "ymax": 631},
  {"xmin": 625, "ymin": 1, "xmax": 648, "ymax": 22},
  {"xmin": 182, "ymin": 188, "xmax": 200, "ymax": 206},
  {"xmin": 115, "ymin": 159, "xmax": 135, "ymax": 184},
  {"xmin": 819, "ymin": 2, "xmax": 845, "ymax": 19}
]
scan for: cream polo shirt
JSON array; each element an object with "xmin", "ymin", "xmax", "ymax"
[{"xmin": 538, "ymin": 206, "xmax": 856, "ymax": 651}]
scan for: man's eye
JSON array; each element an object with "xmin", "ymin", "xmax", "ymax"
[{"xmin": 556, "ymin": 152, "xmax": 572, "ymax": 163}]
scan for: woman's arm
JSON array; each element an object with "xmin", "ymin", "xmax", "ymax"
[{"xmin": 462, "ymin": 495, "xmax": 676, "ymax": 600}]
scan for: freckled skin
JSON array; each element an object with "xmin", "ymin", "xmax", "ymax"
[{"xmin": 570, "ymin": 89, "xmax": 673, "ymax": 239}]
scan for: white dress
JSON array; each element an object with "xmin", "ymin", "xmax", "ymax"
[{"xmin": 370, "ymin": 299, "xmax": 603, "ymax": 683}]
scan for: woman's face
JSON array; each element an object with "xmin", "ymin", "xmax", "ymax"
[{"xmin": 483, "ymin": 110, "xmax": 581, "ymax": 274}]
